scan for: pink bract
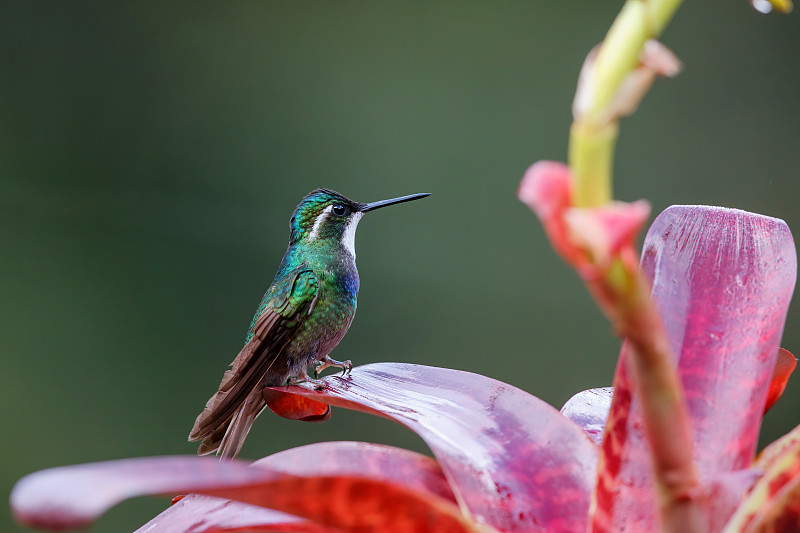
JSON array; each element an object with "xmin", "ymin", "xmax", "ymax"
[{"xmin": 593, "ymin": 206, "xmax": 797, "ymax": 533}]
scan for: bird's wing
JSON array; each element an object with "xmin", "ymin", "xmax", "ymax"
[{"xmin": 188, "ymin": 266, "xmax": 319, "ymax": 453}]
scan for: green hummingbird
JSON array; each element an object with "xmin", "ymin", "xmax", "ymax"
[{"xmin": 188, "ymin": 188, "xmax": 429, "ymax": 459}]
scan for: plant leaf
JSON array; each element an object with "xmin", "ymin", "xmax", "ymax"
[
  {"xmin": 592, "ymin": 206, "xmax": 797, "ymax": 533},
  {"xmin": 268, "ymin": 363, "xmax": 598, "ymax": 533},
  {"xmin": 134, "ymin": 441, "xmax": 454, "ymax": 533},
  {"xmin": 11, "ymin": 447, "xmax": 483, "ymax": 533},
  {"xmin": 764, "ymin": 348, "xmax": 797, "ymax": 413},
  {"xmin": 560, "ymin": 387, "xmax": 613, "ymax": 445}
]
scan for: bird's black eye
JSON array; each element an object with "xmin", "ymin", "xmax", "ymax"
[{"xmin": 331, "ymin": 204, "xmax": 348, "ymax": 217}]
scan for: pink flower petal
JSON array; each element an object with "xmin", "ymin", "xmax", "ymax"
[
  {"xmin": 136, "ymin": 494, "xmax": 330, "ymax": 533},
  {"xmin": 135, "ymin": 442, "xmax": 454, "ymax": 533},
  {"xmin": 518, "ymin": 160, "xmax": 573, "ymax": 220},
  {"xmin": 563, "ymin": 200, "xmax": 650, "ymax": 269},
  {"xmin": 593, "ymin": 206, "xmax": 797, "ymax": 533},
  {"xmin": 268, "ymin": 363, "xmax": 598, "ymax": 533},
  {"xmin": 518, "ymin": 161, "xmax": 651, "ymax": 276},
  {"xmin": 560, "ymin": 387, "xmax": 613, "ymax": 446},
  {"xmin": 11, "ymin": 449, "xmax": 476, "ymax": 533},
  {"xmin": 517, "ymin": 161, "xmax": 586, "ymax": 268},
  {"xmin": 11, "ymin": 457, "xmax": 271, "ymax": 530}
]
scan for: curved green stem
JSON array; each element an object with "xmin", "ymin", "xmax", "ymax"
[
  {"xmin": 568, "ymin": 122, "xmax": 618, "ymax": 207},
  {"xmin": 568, "ymin": 0, "xmax": 684, "ymax": 207}
]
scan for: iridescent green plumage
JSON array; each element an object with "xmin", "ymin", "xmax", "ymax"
[{"xmin": 189, "ymin": 188, "xmax": 429, "ymax": 459}]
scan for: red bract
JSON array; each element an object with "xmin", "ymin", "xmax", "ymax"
[
  {"xmin": 134, "ymin": 442, "xmax": 455, "ymax": 533},
  {"xmin": 517, "ymin": 161, "xmax": 651, "ymax": 278},
  {"xmin": 262, "ymin": 389, "xmax": 332, "ymax": 422},
  {"xmin": 139, "ymin": 494, "xmax": 334, "ymax": 533},
  {"xmin": 765, "ymin": 348, "xmax": 797, "ymax": 414},
  {"xmin": 12, "ymin": 442, "xmax": 473, "ymax": 533},
  {"xmin": 9, "ymin": 205, "xmax": 799, "ymax": 532}
]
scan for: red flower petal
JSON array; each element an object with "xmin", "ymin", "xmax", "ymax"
[
  {"xmin": 135, "ymin": 441, "xmax": 454, "ymax": 533},
  {"xmin": 764, "ymin": 348, "xmax": 797, "ymax": 413},
  {"xmin": 268, "ymin": 363, "xmax": 598, "ymax": 533},
  {"xmin": 138, "ymin": 494, "xmax": 330, "ymax": 533},
  {"xmin": 563, "ymin": 200, "xmax": 651, "ymax": 270},
  {"xmin": 11, "ymin": 457, "xmax": 478, "ymax": 533},
  {"xmin": 518, "ymin": 161, "xmax": 573, "ymax": 220},
  {"xmin": 251, "ymin": 441, "xmax": 455, "ymax": 502},
  {"xmin": 518, "ymin": 161, "xmax": 586, "ymax": 267},
  {"xmin": 11, "ymin": 453, "xmax": 477, "ymax": 533},
  {"xmin": 517, "ymin": 161, "xmax": 651, "ymax": 277},
  {"xmin": 262, "ymin": 389, "xmax": 331, "ymax": 421},
  {"xmin": 593, "ymin": 206, "xmax": 797, "ymax": 533}
]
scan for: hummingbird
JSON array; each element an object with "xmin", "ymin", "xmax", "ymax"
[{"xmin": 188, "ymin": 188, "xmax": 430, "ymax": 459}]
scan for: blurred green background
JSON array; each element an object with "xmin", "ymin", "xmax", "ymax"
[{"xmin": 2, "ymin": 2, "xmax": 799, "ymax": 531}]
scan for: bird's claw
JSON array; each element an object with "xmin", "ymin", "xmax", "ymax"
[
  {"xmin": 314, "ymin": 355, "xmax": 353, "ymax": 378},
  {"xmin": 288, "ymin": 371, "xmax": 324, "ymax": 388}
]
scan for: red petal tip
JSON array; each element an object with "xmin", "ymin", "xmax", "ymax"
[
  {"xmin": 564, "ymin": 200, "xmax": 651, "ymax": 267},
  {"xmin": 765, "ymin": 348, "xmax": 797, "ymax": 413},
  {"xmin": 263, "ymin": 388, "xmax": 332, "ymax": 422},
  {"xmin": 517, "ymin": 161, "xmax": 573, "ymax": 219}
]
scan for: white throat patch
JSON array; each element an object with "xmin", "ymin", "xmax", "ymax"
[
  {"xmin": 342, "ymin": 211, "xmax": 363, "ymax": 259},
  {"xmin": 307, "ymin": 204, "xmax": 333, "ymax": 242}
]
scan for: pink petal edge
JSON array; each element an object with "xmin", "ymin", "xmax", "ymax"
[
  {"xmin": 135, "ymin": 441, "xmax": 453, "ymax": 533},
  {"xmin": 269, "ymin": 362, "xmax": 598, "ymax": 533}
]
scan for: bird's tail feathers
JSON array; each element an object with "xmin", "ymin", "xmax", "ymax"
[{"xmin": 211, "ymin": 392, "xmax": 264, "ymax": 460}]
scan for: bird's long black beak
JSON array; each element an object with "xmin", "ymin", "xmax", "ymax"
[{"xmin": 359, "ymin": 193, "xmax": 430, "ymax": 212}]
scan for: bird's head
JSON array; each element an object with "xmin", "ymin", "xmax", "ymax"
[{"xmin": 289, "ymin": 188, "xmax": 429, "ymax": 258}]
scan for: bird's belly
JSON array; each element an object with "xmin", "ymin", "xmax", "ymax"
[{"xmin": 282, "ymin": 296, "xmax": 356, "ymax": 373}]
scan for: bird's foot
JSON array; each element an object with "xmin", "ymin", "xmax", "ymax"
[
  {"xmin": 288, "ymin": 371, "xmax": 324, "ymax": 389},
  {"xmin": 314, "ymin": 355, "xmax": 353, "ymax": 378}
]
